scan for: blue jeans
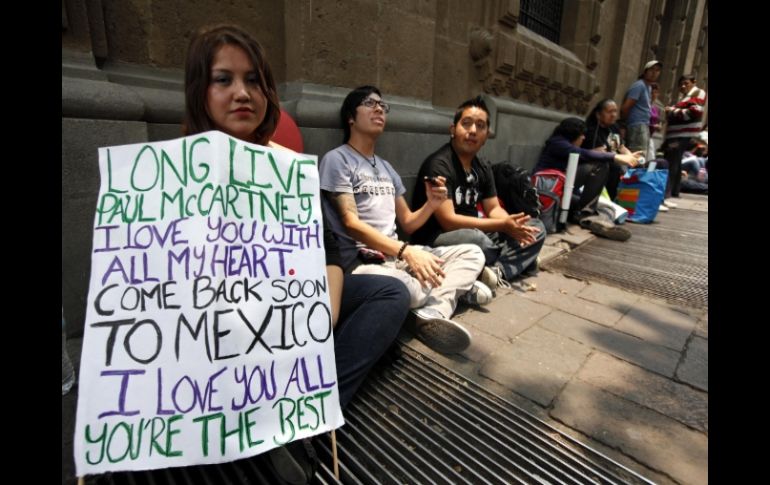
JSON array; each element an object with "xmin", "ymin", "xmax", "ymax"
[
  {"xmin": 432, "ymin": 219, "xmax": 546, "ymax": 281},
  {"xmin": 334, "ymin": 274, "xmax": 410, "ymax": 408}
]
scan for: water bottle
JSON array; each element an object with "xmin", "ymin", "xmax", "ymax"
[{"xmin": 62, "ymin": 308, "xmax": 75, "ymax": 395}]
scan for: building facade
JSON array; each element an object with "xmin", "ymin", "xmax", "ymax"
[{"xmin": 62, "ymin": 0, "xmax": 708, "ymax": 333}]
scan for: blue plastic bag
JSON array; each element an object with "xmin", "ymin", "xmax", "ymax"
[{"xmin": 615, "ymin": 169, "xmax": 668, "ymax": 223}]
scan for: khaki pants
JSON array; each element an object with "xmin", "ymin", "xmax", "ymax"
[{"xmin": 352, "ymin": 243, "xmax": 484, "ymax": 319}]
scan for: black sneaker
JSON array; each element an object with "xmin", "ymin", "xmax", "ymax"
[
  {"xmin": 265, "ymin": 439, "xmax": 319, "ymax": 484},
  {"xmin": 266, "ymin": 445, "xmax": 308, "ymax": 485}
]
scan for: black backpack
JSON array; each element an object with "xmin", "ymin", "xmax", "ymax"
[{"xmin": 491, "ymin": 161, "xmax": 541, "ymax": 218}]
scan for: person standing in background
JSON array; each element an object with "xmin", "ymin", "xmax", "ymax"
[
  {"xmin": 648, "ymin": 83, "xmax": 664, "ymax": 160},
  {"xmin": 621, "ymin": 60, "xmax": 662, "ymax": 158},
  {"xmin": 662, "ymin": 74, "xmax": 707, "ymax": 207}
]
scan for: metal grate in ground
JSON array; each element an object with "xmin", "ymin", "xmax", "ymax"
[
  {"xmin": 81, "ymin": 346, "xmax": 653, "ymax": 485},
  {"xmin": 328, "ymin": 347, "xmax": 654, "ymax": 484},
  {"xmin": 544, "ymin": 208, "xmax": 707, "ymax": 309}
]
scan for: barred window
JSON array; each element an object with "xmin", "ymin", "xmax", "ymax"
[{"xmin": 520, "ymin": 0, "xmax": 564, "ymax": 44}]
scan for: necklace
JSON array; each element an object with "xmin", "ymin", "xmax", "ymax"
[
  {"xmin": 347, "ymin": 143, "xmax": 378, "ymax": 173},
  {"xmin": 463, "ymin": 165, "xmax": 477, "ymax": 184}
]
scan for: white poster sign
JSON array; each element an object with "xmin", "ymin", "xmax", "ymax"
[{"xmin": 74, "ymin": 131, "xmax": 343, "ymax": 475}]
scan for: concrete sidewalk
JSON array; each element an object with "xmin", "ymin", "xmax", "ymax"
[{"xmin": 401, "ymin": 194, "xmax": 708, "ymax": 485}]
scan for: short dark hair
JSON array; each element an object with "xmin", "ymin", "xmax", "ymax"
[
  {"xmin": 340, "ymin": 85, "xmax": 382, "ymax": 143},
  {"xmin": 678, "ymin": 74, "xmax": 696, "ymax": 84},
  {"xmin": 453, "ymin": 95, "xmax": 490, "ymax": 126},
  {"xmin": 553, "ymin": 117, "xmax": 587, "ymax": 143},
  {"xmin": 182, "ymin": 24, "xmax": 280, "ymax": 145},
  {"xmin": 585, "ymin": 98, "xmax": 616, "ymax": 125}
]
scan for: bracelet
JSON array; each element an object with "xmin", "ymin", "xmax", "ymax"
[{"xmin": 397, "ymin": 241, "xmax": 409, "ymax": 260}]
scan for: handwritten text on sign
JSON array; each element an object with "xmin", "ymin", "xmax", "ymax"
[{"xmin": 74, "ymin": 131, "xmax": 343, "ymax": 475}]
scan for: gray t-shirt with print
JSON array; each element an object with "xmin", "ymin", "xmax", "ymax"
[{"xmin": 319, "ymin": 144, "xmax": 406, "ymax": 270}]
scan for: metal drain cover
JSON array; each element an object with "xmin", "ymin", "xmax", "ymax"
[{"xmin": 544, "ymin": 208, "xmax": 707, "ymax": 309}]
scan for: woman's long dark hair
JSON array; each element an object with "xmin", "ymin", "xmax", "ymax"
[
  {"xmin": 585, "ymin": 98, "xmax": 616, "ymax": 125},
  {"xmin": 183, "ymin": 24, "xmax": 280, "ymax": 145},
  {"xmin": 552, "ymin": 117, "xmax": 587, "ymax": 143}
]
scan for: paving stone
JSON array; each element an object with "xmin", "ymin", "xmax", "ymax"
[
  {"xmin": 551, "ymin": 380, "xmax": 707, "ymax": 485},
  {"xmin": 520, "ymin": 270, "xmax": 588, "ymax": 296},
  {"xmin": 674, "ymin": 195, "xmax": 708, "ymax": 212},
  {"xmin": 566, "ymin": 223, "xmax": 593, "ymax": 236},
  {"xmin": 539, "ymin": 311, "xmax": 680, "ymax": 377},
  {"xmin": 676, "ymin": 336, "xmax": 708, "ymax": 392},
  {"xmin": 479, "ymin": 326, "xmax": 591, "ymax": 407},
  {"xmin": 661, "ymin": 302, "xmax": 707, "ymax": 321},
  {"xmin": 523, "ymin": 289, "xmax": 626, "ymax": 327},
  {"xmin": 544, "ymin": 234, "xmax": 564, "ymax": 246},
  {"xmin": 538, "ymin": 244, "xmax": 566, "ymax": 265},
  {"xmin": 578, "ymin": 353, "xmax": 707, "ymax": 432},
  {"xmin": 558, "ymin": 226, "xmax": 594, "ymax": 246},
  {"xmin": 458, "ymin": 328, "xmax": 508, "ymax": 363},
  {"xmin": 614, "ymin": 301, "xmax": 698, "ymax": 351},
  {"xmin": 456, "ymin": 295, "xmax": 552, "ymax": 341},
  {"xmin": 694, "ymin": 316, "xmax": 708, "ymax": 339},
  {"xmin": 577, "ymin": 281, "xmax": 640, "ymax": 314}
]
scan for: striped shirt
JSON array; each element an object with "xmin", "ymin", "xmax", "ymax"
[{"xmin": 666, "ymin": 86, "xmax": 707, "ymax": 140}]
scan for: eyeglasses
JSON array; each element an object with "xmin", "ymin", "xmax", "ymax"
[
  {"xmin": 459, "ymin": 118, "xmax": 488, "ymax": 131},
  {"xmin": 361, "ymin": 98, "xmax": 391, "ymax": 113}
]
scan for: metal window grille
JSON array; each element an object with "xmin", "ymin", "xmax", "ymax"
[{"xmin": 520, "ymin": 0, "xmax": 564, "ymax": 44}]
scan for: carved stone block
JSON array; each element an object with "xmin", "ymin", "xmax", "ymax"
[
  {"xmin": 516, "ymin": 41, "xmax": 537, "ymax": 81},
  {"xmin": 587, "ymin": 45, "xmax": 599, "ymax": 71},
  {"xmin": 469, "ymin": 28, "xmax": 494, "ymax": 62},
  {"xmin": 475, "ymin": 57, "xmax": 493, "ymax": 82},
  {"xmin": 524, "ymin": 81, "xmax": 538, "ymax": 103},
  {"xmin": 535, "ymin": 50, "xmax": 553, "ymax": 87},
  {"xmin": 509, "ymin": 77, "xmax": 525, "ymax": 99},
  {"xmin": 494, "ymin": 30, "xmax": 517, "ymax": 75},
  {"xmin": 497, "ymin": 0, "xmax": 520, "ymax": 28}
]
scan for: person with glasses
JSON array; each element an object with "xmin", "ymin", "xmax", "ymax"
[
  {"xmin": 319, "ymin": 85, "xmax": 491, "ymax": 355},
  {"xmin": 411, "ymin": 96, "xmax": 546, "ymax": 287}
]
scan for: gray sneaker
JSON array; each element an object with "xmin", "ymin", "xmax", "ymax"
[
  {"xmin": 409, "ymin": 308, "xmax": 472, "ymax": 354},
  {"xmin": 459, "ymin": 280, "xmax": 494, "ymax": 306},
  {"xmin": 587, "ymin": 219, "xmax": 631, "ymax": 241},
  {"xmin": 480, "ymin": 265, "xmax": 511, "ymax": 290}
]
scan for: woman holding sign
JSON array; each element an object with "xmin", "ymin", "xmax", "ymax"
[{"xmin": 183, "ymin": 24, "xmax": 410, "ymax": 483}]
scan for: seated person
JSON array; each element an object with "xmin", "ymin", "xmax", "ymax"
[
  {"xmin": 582, "ymin": 98, "xmax": 633, "ymax": 200},
  {"xmin": 411, "ymin": 96, "xmax": 545, "ymax": 286},
  {"xmin": 533, "ymin": 117, "xmax": 641, "ymax": 241},
  {"xmin": 680, "ymin": 138, "xmax": 708, "ymax": 194},
  {"xmin": 320, "ymin": 85, "xmax": 491, "ymax": 355}
]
